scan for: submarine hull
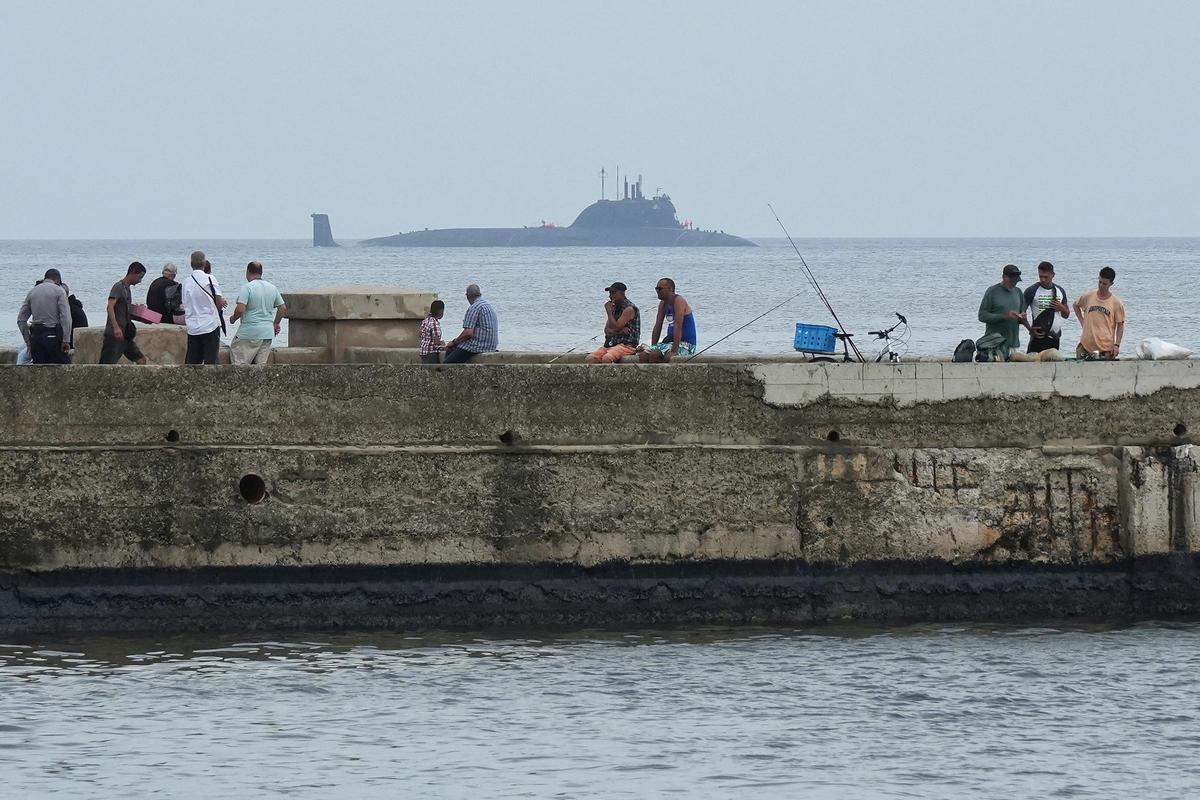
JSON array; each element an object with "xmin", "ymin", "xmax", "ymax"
[{"xmin": 360, "ymin": 227, "xmax": 756, "ymax": 247}]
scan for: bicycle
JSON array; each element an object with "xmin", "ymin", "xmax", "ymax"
[{"xmin": 803, "ymin": 313, "xmax": 910, "ymax": 363}]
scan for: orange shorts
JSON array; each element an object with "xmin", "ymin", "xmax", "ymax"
[{"xmin": 586, "ymin": 343, "xmax": 637, "ymax": 364}]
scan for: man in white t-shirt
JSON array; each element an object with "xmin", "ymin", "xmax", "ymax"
[
  {"xmin": 1023, "ymin": 261, "xmax": 1071, "ymax": 354},
  {"xmin": 180, "ymin": 250, "xmax": 227, "ymax": 365}
]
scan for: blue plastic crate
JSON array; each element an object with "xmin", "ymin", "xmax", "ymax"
[{"xmin": 793, "ymin": 323, "xmax": 838, "ymax": 353}]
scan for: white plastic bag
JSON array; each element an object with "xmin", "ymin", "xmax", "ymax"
[{"xmin": 1136, "ymin": 338, "xmax": 1193, "ymax": 360}]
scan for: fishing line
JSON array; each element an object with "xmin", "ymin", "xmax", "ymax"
[
  {"xmin": 768, "ymin": 203, "xmax": 864, "ymax": 361},
  {"xmin": 685, "ymin": 286, "xmax": 816, "ymax": 360},
  {"xmin": 685, "ymin": 206, "xmax": 864, "ymax": 361},
  {"xmin": 547, "ymin": 334, "xmax": 599, "ymax": 363}
]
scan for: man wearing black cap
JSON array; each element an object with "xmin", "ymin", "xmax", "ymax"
[
  {"xmin": 16, "ymin": 269, "xmax": 73, "ymax": 364},
  {"xmin": 585, "ymin": 282, "xmax": 640, "ymax": 364},
  {"xmin": 977, "ymin": 264, "xmax": 1031, "ymax": 360}
]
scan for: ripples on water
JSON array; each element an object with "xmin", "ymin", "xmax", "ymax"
[
  {"xmin": 2, "ymin": 623, "xmax": 1200, "ymax": 798},
  {"xmin": 1, "ymin": 238, "xmax": 1196, "ymax": 357}
]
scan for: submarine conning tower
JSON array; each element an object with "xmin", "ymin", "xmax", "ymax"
[
  {"xmin": 570, "ymin": 174, "xmax": 681, "ymax": 229},
  {"xmin": 311, "ymin": 213, "xmax": 338, "ymax": 247}
]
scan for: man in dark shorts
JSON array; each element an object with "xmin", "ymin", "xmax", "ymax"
[
  {"xmin": 1023, "ymin": 261, "xmax": 1070, "ymax": 354},
  {"xmin": 99, "ymin": 262, "xmax": 148, "ymax": 365},
  {"xmin": 17, "ymin": 269, "xmax": 73, "ymax": 364}
]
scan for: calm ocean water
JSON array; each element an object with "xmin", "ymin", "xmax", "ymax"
[
  {"xmin": 4, "ymin": 239, "xmax": 1200, "ymax": 796},
  {"xmin": 2, "ymin": 623, "xmax": 1199, "ymax": 798},
  {"xmin": 1, "ymin": 238, "xmax": 1196, "ymax": 357}
]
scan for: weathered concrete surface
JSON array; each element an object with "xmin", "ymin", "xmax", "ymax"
[
  {"xmin": 752, "ymin": 360, "xmax": 1200, "ymax": 407},
  {"xmin": 5, "ymin": 558, "xmax": 1198, "ymax": 634},
  {"xmin": 3, "ymin": 361, "xmax": 1200, "ymax": 633},
  {"xmin": 73, "ymin": 323, "xmax": 188, "ymax": 365},
  {"xmin": 288, "ymin": 318, "xmax": 423, "ymax": 355},
  {"xmin": 283, "ymin": 287, "xmax": 435, "ymax": 361},
  {"xmin": 283, "ymin": 287, "xmax": 436, "ymax": 320},
  {"xmin": 0, "ymin": 362, "xmax": 1196, "ymax": 449}
]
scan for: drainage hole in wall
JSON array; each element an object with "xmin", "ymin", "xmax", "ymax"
[
  {"xmin": 1175, "ymin": 423, "xmax": 1188, "ymax": 438},
  {"xmin": 239, "ymin": 473, "xmax": 269, "ymax": 504},
  {"xmin": 827, "ymin": 430, "xmax": 841, "ymax": 442},
  {"xmin": 165, "ymin": 429, "xmax": 180, "ymax": 443}
]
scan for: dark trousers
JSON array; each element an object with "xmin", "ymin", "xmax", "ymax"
[
  {"xmin": 420, "ymin": 352, "xmax": 442, "ymax": 364},
  {"xmin": 30, "ymin": 325, "xmax": 70, "ymax": 364},
  {"xmin": 186, "ymin": 330, "xmax": 221, "ymax": 365},
  {"xmin": 1027, "ymin": 334, "xmax": 1061, "ymax": 354},
  {"xmin": 443, "ymin": 347, "xmax": 478, "ymax": 364}
]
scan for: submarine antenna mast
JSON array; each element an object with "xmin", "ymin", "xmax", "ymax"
[{"xmin": 599, "ymin": 167, "xmax": 606, "ymax": 200}]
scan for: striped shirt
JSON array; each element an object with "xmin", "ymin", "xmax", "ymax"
[
  {"xmin": 460, "ymin": 298, "xmax": 499, "ymax": 353},
  {"xmin": 419, "ymin": 315, "xmax": 442, "ymax": 355}
]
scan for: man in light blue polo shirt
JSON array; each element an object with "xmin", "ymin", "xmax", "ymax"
[{"xmin": 229, "ymin": 261, "xmax": 287, "ymax": 365}]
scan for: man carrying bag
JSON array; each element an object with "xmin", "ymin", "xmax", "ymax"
[
  {"xmin": 181, "ymin": 250, "xmax": 227, "ymax": 365},
  {"xmin": 1023, "ymin": 261, "xmax": 1070, "ymax": 354}
]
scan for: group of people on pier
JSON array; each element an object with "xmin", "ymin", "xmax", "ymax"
[
  {"xmin": 976, "ymin": 262, "xmax": 1127, "ymax": 362},
  {"xmin": 415, "ymin": 276, "xmax": 697, "ymax": 365},
  {"xmin": 17, "ymin": 254, "xmax": 1127, "ymax": 366},
  {"xmin": 15, "ymin": 251, "xmax": 287, "ymax": 366}
]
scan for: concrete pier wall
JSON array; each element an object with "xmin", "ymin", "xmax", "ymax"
[{"xmin": 2, "ymin": 360, "xmax": 1200, "ymax": 632}]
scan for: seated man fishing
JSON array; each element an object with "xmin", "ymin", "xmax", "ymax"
[
  {"xmin": 585, "ymin": 281, "xmax": 640, "ymax": 364},
  {"xmin": 639, "ymin": 277, "xmax": 697, "ymax": 363}
]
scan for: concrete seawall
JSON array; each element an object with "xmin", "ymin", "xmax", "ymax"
[{"xmin": 3, "ymin": 360, "xmax": 1200, "ymax": 633}]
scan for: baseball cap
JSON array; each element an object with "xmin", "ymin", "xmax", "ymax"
[
  {"xmin": 1002, "ymin": 264, "xmax": 1022, "ymax": 281},
  {"xmin": 604, "ymin": 282, "xmax": 627, "ymax": 292}
]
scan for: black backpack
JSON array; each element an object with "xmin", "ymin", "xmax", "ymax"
[
  {"xmin": 953, "ymin": 339, "xmax": 976, "ymax": 363},
  {"xmin": 163, "ymin": 283, "xmax": 183, "ymax": 316},
  {"xmin": 67, "ymin": 294, "xmax": 88, "ymax": 328}
]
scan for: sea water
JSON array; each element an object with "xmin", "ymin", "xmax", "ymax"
[
  {"xmin": 3, "ymin": 238, "xmax": 1200, "ymax": 797},
  {"xmin": 2, "ymin": 623, "xmax": 1199, "ymax": 798},
  {"xmin": 1, "ymin": 238, "xmax": 1196, "ymax": 358}
]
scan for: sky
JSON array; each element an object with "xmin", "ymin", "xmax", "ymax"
[{"xmin": 1, "ymin": 0, "xmax": 1198, "ymax": 239}]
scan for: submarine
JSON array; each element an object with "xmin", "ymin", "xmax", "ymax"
[{"xmin": 359, "ymin": 174, "xmax": 756, "ymax": 247}]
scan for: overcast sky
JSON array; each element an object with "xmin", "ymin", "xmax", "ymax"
[{"xmin": 2, "ymin": 1, "xmax": 1198, "ymax": 239}]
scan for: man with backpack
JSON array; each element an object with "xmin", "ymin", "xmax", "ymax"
[
  {"xmin": 146, "ymin": 263, "xmax": 182, "ymax": 323},
  {"xmin": 1023, "ymin": 261, "xmax": 1071, "ymax": 354}
]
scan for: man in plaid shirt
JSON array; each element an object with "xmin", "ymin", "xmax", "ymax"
[
  {"xmin": 444, "ymin": 284, "xmax": 499, "ymax": 363},
  {"xmin": 419, "ymin": 300, "xmax": 445, "ymax": 364}
]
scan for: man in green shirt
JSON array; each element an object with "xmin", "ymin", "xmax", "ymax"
[
  {"xmin": 229, "ymin": 261, "xmax": 287, "ymax": 365},
  {"xmin": 977, "ymin": 264, "xmax": 1031, "ymax": 359}
]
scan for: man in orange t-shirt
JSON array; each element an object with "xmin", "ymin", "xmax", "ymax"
[{"xmin": 1073, "ymin": 266, "xmax": 1126, "ymax": 359}]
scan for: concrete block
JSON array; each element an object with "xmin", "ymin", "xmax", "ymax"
[
  {"xmin": 343, "ymin": 347, "xmax": 422, "ymax": 365},
  {"xmin": 289, "ymin": 318, "xmax": 422, "ymax": 362},
  {"xmin": 270, "ymin": 346, "xmax": 329, "ymax": 365},
  {"xmin": 73, "ymin": 323, "xmax": 187, "ymax": 365},
  {"xmin": 283, "ymin": 286, "xmax": 437, "ymax": 320},
  {"xmin": 1120, "ymin": 447, "xmax": 1173, "ymax": 555},
  {"xmin": 1133, "ymin": 362, "xmax": 1200, "ymax": 396},
  {"xmin": 913, "ymin": 362, "xmax": 945, "ymax": 379}
]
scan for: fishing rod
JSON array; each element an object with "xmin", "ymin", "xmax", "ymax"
[
  {"xmin": 685, "ymin": 286, "xmax": 819, "ymax": 360},
  {"xmin": 768, "ymin": 203, "xmax": 864, "ymax": 362},
  {"xmin": 686, "ymin": 206, "xmax": 864, "ymax": 361},
  {"xmin": 547, "ymin": 334, "xmax": 599, "ymax": 363}
]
